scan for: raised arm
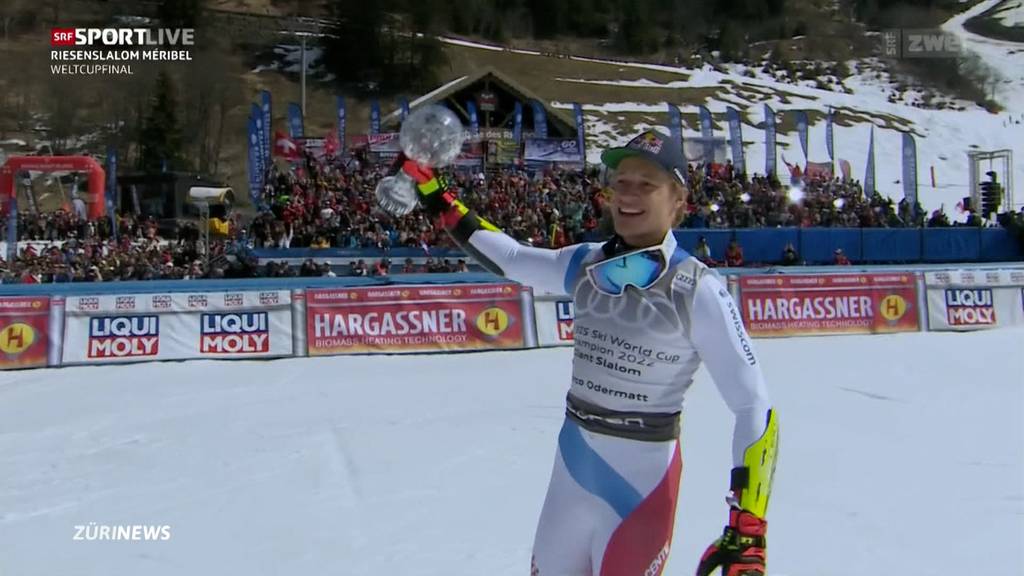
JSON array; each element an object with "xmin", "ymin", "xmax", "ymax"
[{"xmin": 403, "ymin": 161, "xmax": 599, "ymax": 295}]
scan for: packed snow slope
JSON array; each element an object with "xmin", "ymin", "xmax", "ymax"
[{"xmin": 1, "ymin": 328, "xmax": 1021, "ymax": 576}]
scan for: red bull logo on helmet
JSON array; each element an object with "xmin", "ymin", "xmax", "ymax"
[
  {"xmin": 200, "ymin": 312, "xmax": 269, "ymax": 354},
  {"xmin": 88, "ymin": 316, "xmax": 160, "ymax": 358}
]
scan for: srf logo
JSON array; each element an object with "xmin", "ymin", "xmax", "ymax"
[
  {"xmin": 476, "ymin": 307, "xmax": 510, "ymax": 337},
  {"xmin": 0, "ymin": 323, "xmax": 35, "ymax": 355}
]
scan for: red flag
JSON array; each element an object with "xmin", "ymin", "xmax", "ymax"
[
  {"xmin": 324, "ymin": 130, "xmax": 339, "ymax": 157},
  {"xmin": 839, "ymin": 158, "xmax": 852, "ymax": 181},
  {"xmin": 274, "ymin": 130, "xmax": 300, "ymax": 159}
]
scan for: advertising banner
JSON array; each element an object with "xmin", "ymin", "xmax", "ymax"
[
  {"xmin": 62, "ymin": 291, "xmax": 293, "ymax": 364},
  {"xmin": 306, "ymin": 284, "xmax": 528, "ymax": 355},
  {"xmin": 0, "ymin": 296, "xmax": 50, "ymax": 369},
  {"xmin": 924, "ymin": 269, "xmax": 1024, "ymax": 331},
  {"xmin": 739, "ymin": 274, "xmax": 919, "ymax": 337},
  {"xmin": 533, "ymin": 298, "xmax": 575, "ymax": 347},
  {"xmin": 523, "ymin": 138, "xmax": 582, "ymax": 163}
]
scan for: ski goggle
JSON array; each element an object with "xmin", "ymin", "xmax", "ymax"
[{"xmin": 586, "ymin": 246, "xmax": 670, "ymax": 296}]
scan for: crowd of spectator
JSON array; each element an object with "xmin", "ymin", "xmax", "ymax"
[{"xmin": 2, "ymin": 147, "xmax": 1022, "ymax": 283}]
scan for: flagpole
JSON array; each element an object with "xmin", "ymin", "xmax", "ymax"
[{"xmin": 301, "ymin": 35, "xmax": 307, "ymax": 119}]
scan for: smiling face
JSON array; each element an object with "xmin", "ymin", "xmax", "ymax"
[{"xmin": 609, "ymin": 156, "xmax": 688, "ymax": 248}]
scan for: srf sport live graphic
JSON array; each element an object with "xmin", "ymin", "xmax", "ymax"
[{"xmin": 49, "ymin": 27, "xmax": 194, "ymax": 75}]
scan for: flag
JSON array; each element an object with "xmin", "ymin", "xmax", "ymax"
[
  {"xmin": 725, "ymin": 107, "xmax": 745, "ymax": 175},
  {"xmin": 864, "ymin": 125, "xmax": 876, "ymax": 198},
  {"xmin": 273, "ymin": 130, "xmax": 300, "ymax": 160},
  {"xmin": 467, "ymin": 100, "xmax": 479, "ymax": 134},
  {"xmin": 839, "ymin": 158, "xmax": 852, "ymax": 181},
  {"xmin": 794, "ymin": 110, "xmax": 809, "ymax": 162},
  {"xmin": 764, "ymin": 104, "xmax": 777, "ymax": 177},
  {"xmin": 902, "ymin": 132, "xmax": 918, "ymax": 217},
  {"xmin": 105, "ymin": 146, "xmax": 118, "ymax": 240},
  {"xmin": 699, "ymin": 105, "xmax": 714, "ymax": 163},
  {"xmin": 287, "ymin": 102, "xmax": 304, "ymax": 139},
  {"xmin": 260, "ymin": 90, "xmax": 272, "ymax": 163},
  {"xmin": 247, "ymin": 117, "xmax": 263, "ymax": 207},
  {"xmin": 336, "ymin": 96, "xmax": 346, "ymax": 155},
  {"xmin": 251, "ymin": 102, "xmax": 266, "ymax": 177},
  {"xmin": 370, "ymin": 100, "xmax": 381, "ymax": 135},
  {"xmin": 513, "ymin": 101, "xmax": 523, "ymax": 143},
  {"xmin": 573, "ymin": 102, "xmax": 586, "ymax": 164},
  {"xmin": 531, "ymin": 100, "xmax": 547, "ymax": 138},
  {"xmin": 667, "ymin": 103, "xmax": 682, "ymax": 152},
  {"xmin": 825, "ymin": 108, "xmax": 835, "ymax": 163},
  {"xmin": 6, "ymin": 193, "xmax": 16, "ymax": 263},
  {"xmin": 325, "ymin": 130, "xmax": 339, "ymax": 158},
  {"xmin": 400, "ymin": 97, "xmax": 410, "ymax": 121}
]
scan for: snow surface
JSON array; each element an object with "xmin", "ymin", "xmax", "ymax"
[
  {"xmin": 992, "ymin": 0, "xmax": 1024, "ymax": 27},
  {"xmin": 1, "ymin": 329, "xmax": 1022, "ymax": 576}
]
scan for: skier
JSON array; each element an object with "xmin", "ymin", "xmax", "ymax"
[{"xmin": 398, "ymin": 128, "xmax": 778, "ymax": 576}]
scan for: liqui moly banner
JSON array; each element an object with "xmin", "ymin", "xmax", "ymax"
[
  {"xmin": 764, "ymin": 104, "xmax": 777, "ymax": 177},
  {"xmin": 739, "ymin": 274, "xmax": 919, "ymax": 337},
  {"xmin": 62, "ymin": 291, "xmax": 293, "ymax": 364},
  {"xmin": 533, "ymin": 298, "xmax": 575, "ymax": 347},
  {"xmin": 725, "ymin": 107, "xmax": 745, "ymax": 175},
  {"xmin": 306, "ymin": 284, "xmax": 529, "ymax": 355},
  {"xmin": 924, "ymin": 269, "xmax": 1024, "ymax": 331},
  {"xmin": 0, "ymin": 297, "xmax": 51, "ymax": 369}
]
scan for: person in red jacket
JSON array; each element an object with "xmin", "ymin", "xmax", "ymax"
[
  {"xmin": 833, "ymin": 248, "xmax": 851, "ymax": 266},
  {"xmin": 725, "ymin": 239, "xmax": 745, "ymax": 267}
]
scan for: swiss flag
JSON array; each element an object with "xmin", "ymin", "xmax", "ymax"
[{"xmin": 274, "ymin": 130, "xmax": 300, "ymax": 159}]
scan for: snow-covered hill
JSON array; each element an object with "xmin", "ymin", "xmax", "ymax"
[{"xmin": 442, "ymin": 0, "xmax": 1023, "ymax": 216}]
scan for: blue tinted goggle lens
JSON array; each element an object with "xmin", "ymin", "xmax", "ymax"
[{"xmin": 587, "ymin": 249, "xmax": 667, "ymax": 295}]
